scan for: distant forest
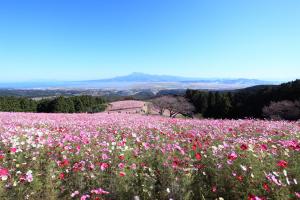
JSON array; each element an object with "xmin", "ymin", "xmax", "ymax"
[
  {"xmin": 0, "ymin": 96, "xmax": 106, "ymax": 113},
  {"xmin": 0, "ymin": 80, "xmax": 299, "ymax": 118},
  {"xmin": 186, "ymin": 79, "xmax": 300, "ymax": 120}
]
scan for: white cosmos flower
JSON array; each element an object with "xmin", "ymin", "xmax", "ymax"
[
  {"xmin": 240, "ymin": 165, "xmax": 247, "ymax": 171},
  {"xmin": 283, "ymin": 169, "xmax": 287, "ymax": 177},
  {"xmin": 286, "ymin": 177, "xmax": 290, "ymax": 185},
  {"xmin": 294, "ymin": 179, "xmax": 298, "ymax": 185}
]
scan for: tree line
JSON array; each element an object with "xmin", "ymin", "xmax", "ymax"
[
  {"xmin": 186, "ymin": 79, "xmax": 300, "ymax": 120},
  {"xmin": 0, "ymin": 96, "xmax": 106, "ymax": 113}
]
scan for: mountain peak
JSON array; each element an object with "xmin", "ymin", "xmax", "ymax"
[{"xmin": 129, "ymin": 72, "xmax": 147, "ymax": 76}]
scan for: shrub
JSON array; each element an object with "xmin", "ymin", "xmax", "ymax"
[{"xmin": 263, "ymin": 100, "xmax": 300, "ymax": 120}]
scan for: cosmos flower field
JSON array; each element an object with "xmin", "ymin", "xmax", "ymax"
[{"xmin": 0, "ymin": 112, "xmax": 300, "ymax": 200}]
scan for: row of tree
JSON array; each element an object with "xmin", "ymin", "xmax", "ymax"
[
  {"xmin": 185, "ymin": 91, "xmax": 232, "ymax": 118},
  {"xmin": 0, "ymin": 97, "xmax": 37, "ymax": 112},
  {"xmin": 186, "ymin": 79, "xmax": 300, "ymax": 120},
  {"xmin": 0, "ymin": 96, "xmax": 106, "ymax": 113}
]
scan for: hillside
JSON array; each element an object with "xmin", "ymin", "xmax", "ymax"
[{"xmin": 186, "ymin": 79, "xmax": 300, "ymax": 119}]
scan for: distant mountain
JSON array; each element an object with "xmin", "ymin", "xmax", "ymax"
[
  {"xmin": 86, "ymin": 72, "xmax": 272, "ymax": 85},
  {"xmin": 86, "ymin": 72, "xmax": 186, "ymax": 82},
  {"xmin": 0, "ymin": 72, "xmax": 278, "ymax": 90}
]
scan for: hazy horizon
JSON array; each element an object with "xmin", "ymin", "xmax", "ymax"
[
  {"xmin": 0, "ymin": 0, "xmax": 299, "ymax": 82},
  {"xmin": 0, "ymin": 72, "xmax": 290, "ymax": 84}
]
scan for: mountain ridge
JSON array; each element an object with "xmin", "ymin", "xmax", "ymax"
[
  {"xmin": 0, "ymin": 72, "xmax": 279, "ymax": 90},
  {"xmin": 83, "ymin": 72, "xmax": 273, "ymax": 84}
]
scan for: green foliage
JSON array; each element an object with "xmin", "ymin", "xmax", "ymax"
[
  {"xmin": 37, "ymin": 96, "xmax": 107, "ymax": 113},
  {"xmin": 186, "ymin": 79, "xmax": 300, "ymax": 119},
  {"xmin": 0, "ymin": 96, "xmax": 107, "ymax": 113},
  {"xmin": 0, "ymin": 97, "xmax": 37, "ymax": 112}
]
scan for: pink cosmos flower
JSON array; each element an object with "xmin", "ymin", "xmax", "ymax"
[
  {"xmin": 102, "ymin": 153, "xmax": 109, "ymax": 160},
  {"xmin": 0, "ymin": 168, "xmax": 9, "ymax": 180},
  {"xmin": 261, "ymin": 144, "xmax": 268, "ymax": 151},
  {"xmin": 10, "ymin": 148, "xmax": 17, "ymax": 153},
  {"xmin": 89, "ymin": 163, "xmax": 95, "ymax": 170},
  {"xmin": 192, "ymin": 143, "xmax": 197, "ymax": 151},
  {"xmin": 100, "ymin": 163, "xmax": 109, "ymax": 171},
  {"xmin": 142, "ymin": 142, "xmax": 150, "ymax": 150},
  {"xmin": 277, "ymin": 160, "xmax": 288, "ymax": 168},
  {"xmin": 228, "ymin": 151, "xmax": 238, "ymax": 161},
  {"xmin": 118, "ymin": 154, "xmax": 125, "ymax": 160},
  {"xmin": 195, "ymin": 153, "xmax": 202, "ymax": 160},
  {"xmin": 91, "ymin": 188, "xmax": 109, "ymax": 195},
  {"xmin": 130, "ymin": 163, "xmax": 137, "ymax": 170},
  {"xmin": 172, "ymin": 160, "xmax": 179, "ymax": 168},
  {"xmin": 71, "ymin": 191, "xmax": 79, "ymax": 198},
  {"xmin": 248, "ymin": 194, "xmax": 264, "ymax": 200},
  {"xmin": 76, "ymin": 145, "xmax": 81, "ymax": 152},
  {"xmin": 240, "ymin": 144, "xmax": 248, "ymax": 150},
  {"xmin": 212, "ymin": 186, "xmax": 217, "ymax": 192},
  {"xmin": 119, "ymin": 172, "xmax": 126, "ymax": 177},
  {"xmin": 237, "ymin": 175, "xmax": 243, "ymax": 182},
  {"xmin": 80, "ymin": 194, "xmax": 90, "ymax": 200},
  {"xmin": 59, "ymin": 173, "xmax": 65, "ymax": 180},
  {"xmin": 263, "ymin": 183, "xmax": 270, "ymax": 192},
  {"xmin": 266, "ymin": 173, "xmax": 282, "ymax": 186},
  {"xmin": 26, "ymin": 170, "xmax": 33, "ymax": 182},
  {"xmin": 58, "ymin": 159, "xmax": 70, "ymax": 168},
  {"xmin": 118, "ymin": 163, "xmax": 125, "ymax": 169}
]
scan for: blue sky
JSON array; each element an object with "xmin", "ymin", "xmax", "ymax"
[{"xmin": 0, "ymin": 0, "xmax": 299, "ymax": 82}]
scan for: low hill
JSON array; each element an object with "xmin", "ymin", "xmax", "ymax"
[{"xmin": 186, "ymin": 79, "xmax": 300, "ymax": 119}]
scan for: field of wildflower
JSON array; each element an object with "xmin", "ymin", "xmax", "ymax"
[
  {"xmin": 0, "ymin": 112, "xmax": 300, "ymax": 200},
  {"xmin": 106, "ymin": 100, "xmax": 146, "ymax": 114},
  {"xmin": 107, "ymin": 100, "xmax": 145, "ymax": 111}
]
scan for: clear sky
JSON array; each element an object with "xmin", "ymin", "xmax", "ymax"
[{"xmin": 0, "ymin": 0, "xmax": 299, "ymax": 82}]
